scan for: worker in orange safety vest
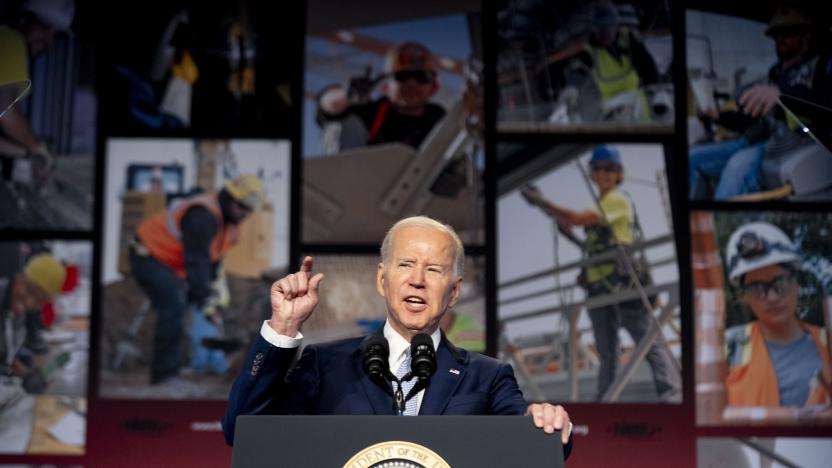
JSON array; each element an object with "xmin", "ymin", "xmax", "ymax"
[
  {"xmin": 130, "ymin": 174, "xmax": 264, "ymax": 388},
  {"xmin": 724, "ymin": 221, "xmax": 831, "ymax": 408}
]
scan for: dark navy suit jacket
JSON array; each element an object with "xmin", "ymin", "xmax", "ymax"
[{"xmin": 222, "ymin": 333, "xmax": 572, "ymax": 458}]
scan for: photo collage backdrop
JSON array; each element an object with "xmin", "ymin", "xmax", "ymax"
[{"xmin": 0, "ymin": 0, "xmax": 830, "ymax": 467}]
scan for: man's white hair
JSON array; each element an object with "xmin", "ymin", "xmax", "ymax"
[{"xmin": 380, "ymin": 216, "xmax": 464, "ymax": 277}]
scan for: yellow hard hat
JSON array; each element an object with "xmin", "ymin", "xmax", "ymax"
[
  {"xmin": 23, "ymin": 253, "xmax": 66, "ymax": 297},
  {"xmin": 385, "ymin": 41, "xmax": 437, "ymax": 74},
  {"xmin": 765, "ymin": 6, "xmax": 812, "ymax": 36},
  {"xmin": 224, "ymin": 174, "xmax": 265, "ymax": 210}
]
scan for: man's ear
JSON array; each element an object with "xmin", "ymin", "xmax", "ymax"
[
  {"xmin": 376, "ymin": 262, "xmax": 386, "ymax": 297},
  {"xmin": 448, "ymin": 276, "xmax": 462, "ymax": 307}
]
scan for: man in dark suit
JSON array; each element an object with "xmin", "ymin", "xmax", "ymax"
[{"xmin": 222, "ymin": 216, "xmax": 573, "ymax": 458}]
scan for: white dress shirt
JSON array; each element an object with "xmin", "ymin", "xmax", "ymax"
[{"xmin": 260, "ymin": 319, "xmax": 441, "ymax": 414}]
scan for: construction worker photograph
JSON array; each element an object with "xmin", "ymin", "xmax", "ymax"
[
  {"xmin": 687, "ymin": 5, "xmax": 832, "ymax": 201},
  {"xmin": 303, "ymin": 7, "xmax": 483, "ymax": 159},
  {"xmin": 1, "ymin": 242, "xmax": 91, "ymax": 454},
  {"xmin": 519, "ymin": 145, "xmax": 681, "ymax": 403},
  {"xmin": 128, "ymin": 174, "xmax": 265, "ymax": 395},
  {"xmin": 315, "ymin": 41, "xmax": 446, "ymax": 154},
  {"xmin": 494, "ymin": 0, "xmax": 671, "ymax": 127},
  {"xmin": 105, "ymin": 1, "xmax": 297, "ymax": 134},
  {"xmin": 0, "ymin": 0, "xmax": 79, "ymax": 226},
  {"xmin": 1, "ymin": 252, "xmax": 66, "ymax": 394},
  {"xmin": 723, "ymin": 221, "xmax": 831, "ymax": 409},
  {"xmin": 0, "ymin": 0, "xmax": 75, "ymax": 177},
  {"xmin": 579, "ymin": 1, "xmax": 660, "ymax": 122},
  {"xmin": 301, "ymin": 12, "xmax": 485, "ymax": 245}
]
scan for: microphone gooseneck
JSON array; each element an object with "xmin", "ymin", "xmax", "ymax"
[{"xmin": 360, "ymin": 333, "xmax": 438, "ymax": 414}]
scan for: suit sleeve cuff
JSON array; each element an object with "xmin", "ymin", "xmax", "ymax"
[{"xmin": 260, "ymin": 320, "xmax": 303, "ymax": 348}]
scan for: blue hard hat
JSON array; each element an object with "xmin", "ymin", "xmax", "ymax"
[{"xmin": 590, "ymin": 145, "xmax": 621, "ymax": 165}]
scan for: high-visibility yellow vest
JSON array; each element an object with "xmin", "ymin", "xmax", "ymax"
[
  {"xmin": 0, "ymin": 27, "xmax": 29, "ymax": 91},
  {"xmin": 588, "ymin": 34, "xmax": 650, "ymax": 120}
]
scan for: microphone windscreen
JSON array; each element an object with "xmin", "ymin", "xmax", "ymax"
[
  {"xmin": 361, "ymin": 334, "xmax": 389, "ymax": 354},
  {"xmin": 410, "ymin": 333, "xmax": 433, "ymax": 352},
  {"xmin": 361, "ymin": 335, "xmax": 389, "ymax": 377},
  {"xmin": 410, "ymin": 333, "xmax": 436, "ymax": 378}
]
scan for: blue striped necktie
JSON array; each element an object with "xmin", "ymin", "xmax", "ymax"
[{"xmin": 395, "ymin": 352, "xmax": 418, "ymax": 416}]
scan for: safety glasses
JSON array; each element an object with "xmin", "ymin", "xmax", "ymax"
[
  {"xmin": 769, "ymin": 26, "xmax": 809, "ymax": 41},
  {"xmin": 742, "ymin": 273, "xmax": 795, "ymax": 300},
  {"xmin": 589, "ymin": 162, "xmax": 619, "ymax": 173},
  {"xmin": 392, "ymin": 70, "xmax": 433, "ymax": 84}
]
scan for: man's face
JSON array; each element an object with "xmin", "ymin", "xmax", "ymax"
[
  {"xmin": 376, "ymin": 226, "xmax": 462, "ymax": 341},
  {"xmin": 386, "ymin": 69, "xmax": 438, "ymax": 112},
  {"xmin": 589, "ymin": 161, "xmax": 621, "ymax": 192},
  {"xmin": 594, "ymin": 26, "xmax": 618, "ymax": 46},
  {"xmin": 771, "ymin": 28, "xmax": 810, "ymax": 63},
  {"xmin": 10, "ymin": 274, "xmax": 51, "ymax": 317},
  {"xmin": 23, "ymin": 19, "xmax": 58, "ymax": 57},
  {"xmin": 228, "ymin": 199, "xmax": 253, "ymax": 225},
  {"xmin": 741, "ymin": 264, "xmax": 799, "ymax": 332}
]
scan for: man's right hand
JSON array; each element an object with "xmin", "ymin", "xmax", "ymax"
[
  {"xmin": 268, "ymin": 256, "xmax": 324, "ymax": 337},
  {"xmin": 739, "ymin": 84, "xmax": 780, "ymax": 118},
  {"xmin": 319, "ymin": 86, "xmax": 350, "ymax": 115}
]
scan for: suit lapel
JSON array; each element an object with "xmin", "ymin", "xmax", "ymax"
[
  {"xmin": 354, "ymin": 336, "xmax": 396, "ymax": 415},
  {"xmin": 419, "ymin": 335, "xmax": 468, "ymax": 415}
]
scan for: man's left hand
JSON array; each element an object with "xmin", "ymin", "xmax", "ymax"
[{"xmin": 526, "ymin": 403, "xmax": 572, "ymax": 444}]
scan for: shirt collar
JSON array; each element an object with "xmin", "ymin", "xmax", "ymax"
[{"xmin": 383, "ymin": 320, "xmax": 441, "ymax": 361}]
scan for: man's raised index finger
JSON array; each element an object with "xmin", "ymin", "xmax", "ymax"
[{"xmin": 300, "ymin": 256, "xmax": 315, "ymax": 274}]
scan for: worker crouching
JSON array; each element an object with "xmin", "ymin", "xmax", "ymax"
[{"xmin": 130, "ymin": 175, "xmax": 264, "ymax": 388}]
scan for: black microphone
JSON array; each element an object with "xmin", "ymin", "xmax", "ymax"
[
  {"xmin": 405, "ymin": 333, "xmax": 436, "ymax": 402},
  {"xmin": 361, "ymin": 335, "xmax": 392, "ymax": 393}
]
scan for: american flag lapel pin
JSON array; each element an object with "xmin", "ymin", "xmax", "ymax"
[{"xmin": 449, "ymin": 368, "xmax": 460, "ymax": 376}]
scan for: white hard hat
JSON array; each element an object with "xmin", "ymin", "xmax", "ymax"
[
  {"xmin": 725, "ymin": 221, "xmax": 801, "ymax": 283},
  {"xmin": 23, "ymin": 0, "xmax": 75, "ymax": 32}
]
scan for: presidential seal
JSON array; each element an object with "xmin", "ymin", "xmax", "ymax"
[{"xmin": 343, "ymin": 441, "xmax": 451, "ymax": 468}]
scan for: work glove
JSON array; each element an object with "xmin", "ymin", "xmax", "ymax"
[
  {"xmin": 520, "ymin": 184, "xmax": 547, "ymax": 208},
  {"xmin": 22, "ymin": 369, "xmax": 47, "ymax": 394},
  {"xmin": 190, "ymin": 305, "xmax": 228, "ymax": 375},
  {"xmin": 347, "ymin": 66, "xmax": 383, "ymax": 104},
  {"xmin": 28, "ymin": 143, "xmax": 55, "ymax": 172},
  {"xmin": 212, "ymin": 268, "xmax": 231, "ymax": 309}
]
